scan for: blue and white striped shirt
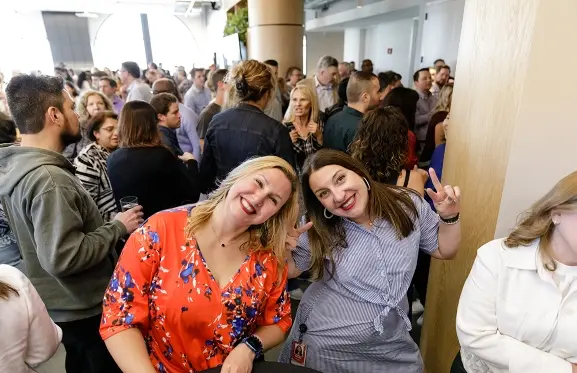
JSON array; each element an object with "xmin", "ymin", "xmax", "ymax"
[{"xmin": 293, "ymin": 193, "xmax": 439, "ymax": 332}]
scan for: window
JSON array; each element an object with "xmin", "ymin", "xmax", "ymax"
[
  {"xmin": 0, "ymin": 11, "xmax": 53, "ymax": 79},
  {"xmin": 93, "ymin": 14, "xmax": 201, "ymax": 70}
]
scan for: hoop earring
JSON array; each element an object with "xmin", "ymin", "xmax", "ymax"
[
  {"xmin": 363, "ymin": 177, "xmax": 371, "ymax": 191},
  {"xmin": 324, "ymin": 208, "xmax": 334, "ymax": 219}
]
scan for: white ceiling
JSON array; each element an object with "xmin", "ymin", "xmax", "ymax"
[
  {"xmin": 308, "ymin": 6, "xmax": 419, "ymax": 32},
  {"xmin": 2, "ymin": 0, "xmax": 205, "ymax": 15}
]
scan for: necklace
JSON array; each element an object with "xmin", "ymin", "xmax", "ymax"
[{"xmin": 209, "ymin": 222, "xmax": 244, "ymax": 248}]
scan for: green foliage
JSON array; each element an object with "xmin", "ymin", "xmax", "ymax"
[{"xmin": 224, "ymin": 7, "xmax": 248, "ymax": 44}]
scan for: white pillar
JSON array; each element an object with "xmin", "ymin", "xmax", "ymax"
[{"xmin": 343, "ymin": 28, "xmax": 365, "ymax": 68}]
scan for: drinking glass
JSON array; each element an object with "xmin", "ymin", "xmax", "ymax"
[{"xmin": 120, "ymin": 196, "xmax": 139, "ymax": 212}]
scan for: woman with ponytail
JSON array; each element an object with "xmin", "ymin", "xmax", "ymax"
[
  {"xmin": 199, "ymin": 60, "xmax": 296, "ymax": 193},
  {"xmin": 457, "ymin": 171, "xmax": 577, "ymax": 373}
]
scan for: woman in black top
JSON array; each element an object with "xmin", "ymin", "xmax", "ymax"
[{"xmin": 107, "ymin": 101, "xmax": 200, "ymax": 220}]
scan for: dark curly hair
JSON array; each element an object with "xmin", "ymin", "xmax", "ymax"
[{"xmin": 350, "ymin": 107, "xmax": 408, "ymax": 183}]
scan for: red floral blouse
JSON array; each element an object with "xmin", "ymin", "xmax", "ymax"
[{"xmin": 100, "ymin": 206, "xmax": 292, "ymax": 372}]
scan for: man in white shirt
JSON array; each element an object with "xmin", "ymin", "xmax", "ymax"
[
  {"xmin": 119, "ymin": 61, "xmax": 152, "ymax": 103},
  {"xmin": 302, "ymin": 55, "xmax": 339, "ymax": 112}
]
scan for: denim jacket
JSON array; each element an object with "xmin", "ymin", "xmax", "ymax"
[{"xmin": 199, "ymin": 103, "xmax": 296, "ymax": 193}]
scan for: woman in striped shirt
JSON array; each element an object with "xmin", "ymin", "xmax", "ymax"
[
  {"xmin": 74, "ymin": 111, "xmax": 119, "ymax": 222},
  {"xmin": 280, "ymin": 149, "xmax": 462, "ymax": 372}
]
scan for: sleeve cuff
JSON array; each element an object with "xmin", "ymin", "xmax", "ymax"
[{"xmin": 110, "ymin": 219, "xmax": 128, "ymax": 237}]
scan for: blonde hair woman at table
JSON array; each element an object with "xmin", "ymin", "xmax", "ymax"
[
  {"xmin": 457, "ymin": 171, "xmax": 577, "ymax": 373},
  {"xmin": 101, "ymin": 156, "xmax": 299, "ymax": 373}
]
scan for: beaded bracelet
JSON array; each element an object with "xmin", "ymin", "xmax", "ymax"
[{"xmin": 440, "ymin": 213, "xmax": 460, "ymax": 225}]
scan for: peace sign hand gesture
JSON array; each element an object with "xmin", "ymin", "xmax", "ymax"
[
  {"xmin": 285, "ymin": 221, "xmax": 313, "ymax": 252},
  {"xmin": 425, "ymin": 168, "xmax": 461, "ymax": 219}
]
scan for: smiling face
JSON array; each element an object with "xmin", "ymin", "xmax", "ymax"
[
  {"xmin": 224, "ymin": 168, "xmax": 293, "ymax": 226},
  {"xmin": 291, "ymin": 89, "xmax": 311, "ymax": 118},
  {"xmin": 308, "ymin": 164, "xmax": 370, "ymax": 222},
  {"xmin": 86, "ymin": 94, "xmax": 105, "ymax": 117}
]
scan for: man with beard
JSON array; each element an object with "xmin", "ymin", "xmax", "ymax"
[
  {"xmin": 0, "ymin": 75, "xmax": 144, "ymax": 373},
  {"xmin": 431, "ymin": 64, "xmax": 451, "ymax": 97}
]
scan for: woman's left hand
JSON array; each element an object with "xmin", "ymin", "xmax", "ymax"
[
  {"xmin": 220, "ymin": 344, "xmax": 255, "ymax": 373},
  {"xmin": 425, "ymin": 168, "xmax": 461, "ymax": 219}
]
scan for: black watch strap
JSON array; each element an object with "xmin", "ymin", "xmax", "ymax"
[{"xmin": 242, "ymin": 335, "xmax": 263, "ymax": 358}]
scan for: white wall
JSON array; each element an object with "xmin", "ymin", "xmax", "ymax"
[
  {"xmin": 305, "ymin": 31, "xmax": 344, "ymax": 76},
  {"xmin": 343, "ymin": 28, "xmax": 365, "ymax": 67},
  {"xmin": 177, "ymin": 14, "xmax": 211, "ymax": 67},
  {"xmin": 420, "ymin": 0, "xmax": 465, "ymax": 72},
  {"xmin": 0, "ymin": 10, "xmax": 53, "ymax": 77},
  {"xmin": 205, "ymin": 8, "xmax": 228, "ymax": 67},
  {"xmin": 364, "ymin": 18, "xmax": 414, "ymax": 85}
]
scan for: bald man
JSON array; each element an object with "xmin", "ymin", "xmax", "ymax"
[{"xmin": 152, "ymin": 79, "xmax": 201, "ymax": 162}]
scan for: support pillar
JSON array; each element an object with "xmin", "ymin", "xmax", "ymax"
[
  {"xmin": 140, "ymin": 14, "xmax": 153, "ymax": 65},
  {"xmin": 343, "ymin": 28, "xmax": 365, "ymax": 69},
  {"xmin": 420, "ymin": 1, "xmax": 577, "ymax": 372},
  {"xmin": 247, "ymin": 0, "xmax": 304, "ymax": 77}
]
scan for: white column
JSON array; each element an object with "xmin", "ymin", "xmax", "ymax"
[{"xmin": 343, "ymin": 28, "xmax": 364, "ymax": 67}]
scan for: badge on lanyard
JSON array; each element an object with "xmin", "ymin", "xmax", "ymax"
[{"xmin": 290, "ymin": 340, "xmax": 307, "ymax": 366}]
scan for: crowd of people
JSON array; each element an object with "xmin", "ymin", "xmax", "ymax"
[{"xmin": 0, "ymin": 52, "xmax": 574, "ymax": 373}]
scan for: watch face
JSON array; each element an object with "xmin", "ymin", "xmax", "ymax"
[{"xmin": 244, "ymin": 336, "xmax": 263, "ymax": 356}]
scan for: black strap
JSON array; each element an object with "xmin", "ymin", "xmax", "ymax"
[{"xmin": 403, "ymin": 168, "xmax": 411, "ymax": 188}]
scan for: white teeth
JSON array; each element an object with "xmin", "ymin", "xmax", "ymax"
[
  {"xmin": 342, "ymin": 196, "xmax": 354, "ymax": 208},
  {"xmin": 241, "ymin": 198, "xmax": 255, "ymax": 213}
]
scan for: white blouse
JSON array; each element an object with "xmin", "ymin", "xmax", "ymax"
[
  {"xmin": 0, "ymin": 265, "xmax": 62, "ymax": 372},
  {"xmin": 457, "ymin": 238, "xmax": 577, "ymax": 373}
]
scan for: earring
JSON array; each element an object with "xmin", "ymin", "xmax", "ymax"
[
  {"xmin": 553, "ymin": 220, "xmax": 560, "ymax": 225},
  {"xmin": 363, "ymin": 177, "xmax": 371, "ymax": 191},
  {"xmin": 324, "ymin": 208, "xmax": 334, "ymax": 219}
]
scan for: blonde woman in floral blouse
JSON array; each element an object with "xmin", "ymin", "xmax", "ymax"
[
  {"xmin": 74, "ymin": 111, "xmax": 119, "ymax": 222},
  {"xmin": 100, "ymin": 156, "xmax": 299, "ymax": 373}
]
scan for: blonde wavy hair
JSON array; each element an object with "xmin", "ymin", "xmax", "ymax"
[
  {"xmin": 283, "ymin": 83, "xmax": 320, "ymax": 124},
  {"xmin": 185, "ymin": 156, "xmax": 299, "ymax": 268},
  {"xmin": 505, "ymin": 171, "xmax": 577, "ymax": 271},
  {"xmin": 433, "ymin": 85, "xmax": 453, "ymax": 115},
  {"xmin": 76, "ymin": 90, "xmax": 114, "ymax": 123},
  {"xmin": 225, "ymin": 60, "xmax": 275, "ymax": 108}
]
